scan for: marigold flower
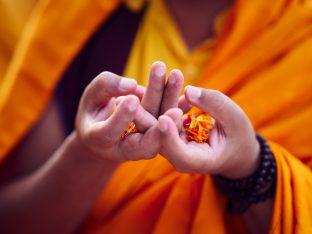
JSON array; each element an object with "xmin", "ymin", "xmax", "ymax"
[{"xmin": 182, "ymin": 108, "xmax": 214, "ymax": 143}]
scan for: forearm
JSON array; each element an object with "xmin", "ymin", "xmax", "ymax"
[
  {"xmin": 241, "ymin": 138, "xmax": 275, "ymax": 234},
  {"xmin": 213, "ymin": 134, "xmax": 275, "ymax": 234},
  {"xmin": 0, "ymin": 131, "xmax": 117, "ymax": 233},
  {"xmin": 243, "ymin": 199, "xmax": 274, "ymax": 234}
]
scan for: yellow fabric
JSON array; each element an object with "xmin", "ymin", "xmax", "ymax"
[
  {"xmin": 0, "ymin": 0, "xmax": 311, "ymax": 233},
  {"xmin": 124, "ymin": 0, "xmax": 226, "ymax": 86},
  {"xmin": 86, "ymin": 1, "xmax": 312, "ymax": 233},
  {"xmin": 123, "ymin": 0, "xmax": 145, "ymax": 12},
  {"xmin": 0, "ymin": 0, "xmax": 38, "ymax": 81}
]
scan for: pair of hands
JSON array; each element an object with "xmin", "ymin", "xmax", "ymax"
[{"xmin": 75, "ymin": 62, "xmax": 260, "ymax": 179}]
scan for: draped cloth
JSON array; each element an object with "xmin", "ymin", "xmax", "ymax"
[
  {"xmin": 0, "ymin": 0, "xmax": 311, "ymax": 233},
  {"xmin": 0, "ymin": 0, "xmax": 38, "ymax": 81}
]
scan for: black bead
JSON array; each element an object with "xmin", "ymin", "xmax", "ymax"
[
  {"xmin": 257, "ymin": 177, "xmax": 264, "ymax": 184},
  {"xmin": 270, "ymin": 168, "xmax": 276, "ymax": 175},
  {"xmin": 213, "ymin": 134, "xmax": 277, "ymax": 215},
  {"xmin": 262, "ymin": 161, "xmax": 271, "ymax": 168},
  {"xmin": 265, "ymin": 175, "xmax": 272, "ymax": 182},
  {"xmin": 254, "ymin": 184, "xmax": 261, "ymax": 191}
]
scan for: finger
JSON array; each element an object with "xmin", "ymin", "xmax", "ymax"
[
  {"xmin": 116, "ymin": 96, "xmax": 126, "ymax": 106},
  {"xmin": 116, "ymin": 97, "xmax": 157, "ymax": 132},
  {"xmin": 140, "ymin": 61, "xmax": 166, "ymax": 117},
  {"xmin": 134, "ymin": 105, "xmax": 158, "ymax": 132},
  {"xmin": 120, "ymin": 125, "xmax": 161, "ymax": 160},
  {"xmin": 93, "ymin": 95, "xmax": 140, "ymax": 142},
  {"xmin": 184, "ymin": 86, "xmax": 248, "ymax": 135},
  {"xmin": 116, "ymin": 99, "xmax": 157, "ymax": 133},
  {"xmin": 94, "ymin": 97, "xmax": 116, "ymax": 122},
  {"xmin": 118, "ymin": 85, "xmax": 145, "ymax": 102},
  {"xmin": 134, "ymin": 85, "xmax": 145, "ymax": 100},
  {"xmin": 160, "ymin": 69, "xmax": 184, "ymax": 114},
  {"xmin": 178, "ymin": 95, "xmax": 192, "ymax": 113},
  {"xmin": 162, "ymin": 108, "xmax": 183, "ymax": 132},
  {"xmin": 81, "ymin": 71, "xmax": 138, "ymax": 113},
  {"xmin": 158, "ymin": 115, "xmax": 215, "ymax": 173},
  {"xmin": 157, "ymin": 115, "xmax": 187, "ymax": 159}
]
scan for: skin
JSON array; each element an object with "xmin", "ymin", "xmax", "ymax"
[
  {"xmin": 0, "ymin": 63, "xmax": 185, "ymax": 233},
  {"xmin": 0, "ymin": 1, "xmax": 273, "ymax": 233},
  {"xmin": 165, "ymin": 0, "xmax": 234, "ymax": 50},
  {"xmin": 0, "ymin": 62, "xmax": 273, "ymax": 233},
  {"xmin": 164, "ymin": 1, "xmax": 273, "ymax": 233}
]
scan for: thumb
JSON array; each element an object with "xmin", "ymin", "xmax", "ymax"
[
  {"xmin": 184, "ymin": 86, "xmax": 249, "ymax": 136},
  {"xmin": 157, "ymin": 115, "xmax": 186, "ymax": 158}
]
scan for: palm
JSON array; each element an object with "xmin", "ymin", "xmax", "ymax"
[{"xmin": 157, "ymin": 85, "xmax": 259, "ymax": 178}]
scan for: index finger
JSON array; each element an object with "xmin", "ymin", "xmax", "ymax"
[
  {"xmin": 136, "ymin": 62, "xmax": 166, "ymax": 131},
  {"xmin": 140, "ymin": 61, "xmax": 166, "ymax": 117},
  {"xmin": 81, "ymin": 71, "xmax": 138, "ymax": 113}
]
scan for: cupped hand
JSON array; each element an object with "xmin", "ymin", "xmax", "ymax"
[
  {"xmin": 75, "ymin": 71, "xmax": 162, "ymax": 163},
  {"xmin": 157, "ymin": 86, "xmax": 260, "ymax": 179}
]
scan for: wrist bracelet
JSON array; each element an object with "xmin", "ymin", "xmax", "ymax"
[{"xmin": 213, "ymin": 134, "xmax": 276, "ymax": 214}]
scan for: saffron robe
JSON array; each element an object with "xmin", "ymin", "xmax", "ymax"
[
  {"xmin": 0, "ymin": 0, "xmax": 38, "ymax": 80},
  {"xmin": 0, "ymin": 0, "xmax": 311, "ymax": 233}
]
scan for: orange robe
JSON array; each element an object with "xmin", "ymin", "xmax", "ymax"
[
  {"xmin": 0, "ymin": 0, "xmax": 311, "ymax": 233},
  {"xmin": 0, "ymin": 0, "xmax": 38, "ymax": 80}
]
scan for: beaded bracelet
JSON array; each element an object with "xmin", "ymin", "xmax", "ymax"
[{"xmin": 213, "ymin": 134, "xmax": 277, "ymax": 215}]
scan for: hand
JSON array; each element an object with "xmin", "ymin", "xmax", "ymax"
[
  {"xmin": 135, "ymin": 61, "xmax": 184, "ymax": 131},
  {"xmin": 75, "ymin": 71, "xmax": 161, "ymax": 163},
  {"xmin": 157, "ymin": 86, "xmax": 260, "ymax": 179}
]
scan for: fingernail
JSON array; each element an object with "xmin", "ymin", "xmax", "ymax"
[
  {"xmin": 127, "ymin": 100, "xmax": 138, "ymax": 112},
  {"xmin": 158, "ymin": 119, "xmax": 168, "ymax": 132},
  {"xmin": 186, "ymin": 86, "xmax": 201, "ymax": 100},
  {"xmin": 120, "ymin": 79, "xmax": 137, "ymax": 91},
  {"xmin": 155, "ymin": 65, "xmax": 166, "ymax": 78}
]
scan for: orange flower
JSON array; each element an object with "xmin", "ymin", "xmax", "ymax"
[
  {"xmin": 121, "ymin": 122, "xmax": 139, "ymax": 140},
  {"xmin": 182, "ymin": 108, "xmax": 214, "ymax": 143}
]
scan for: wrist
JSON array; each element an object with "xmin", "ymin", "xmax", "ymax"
[
  {"xmin": 67, "ymin": 131, "xmax": 120, "ymax": 169},
  {"xmin": 220, "ymin": 136, "xmax": 261, "ymax": 179},
  {"xmin": 213, "ymin": 135, "xmax": 277, "ymax": 214}
]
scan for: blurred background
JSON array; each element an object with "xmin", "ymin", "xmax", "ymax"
[{"xmin": 0, "ymin": 0, "xmax": 38, "ymax": 80}]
